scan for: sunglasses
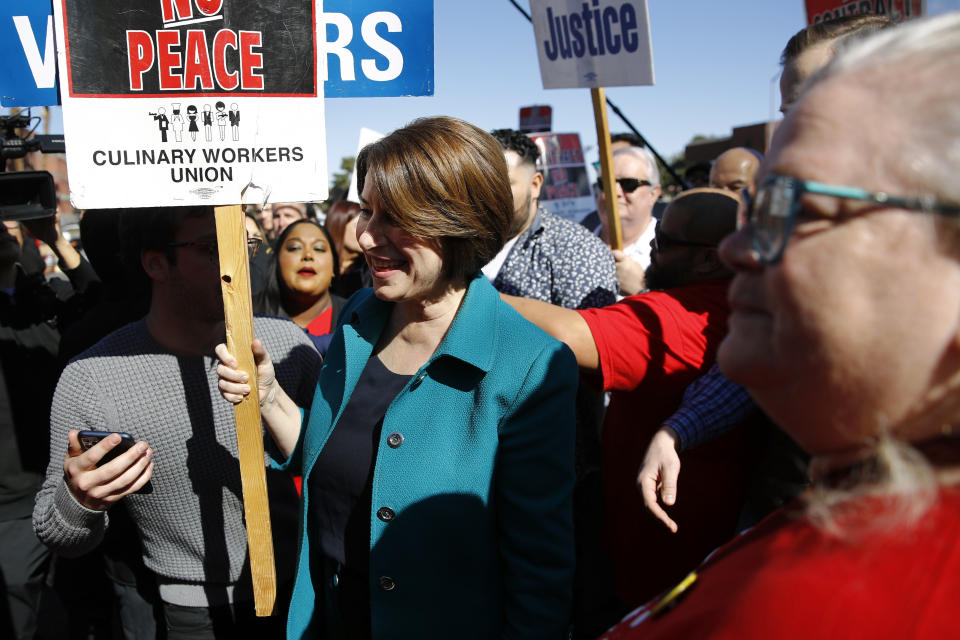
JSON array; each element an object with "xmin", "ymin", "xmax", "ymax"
[
  {"xmin": 595, "ymin": 177, "xmax": 652, "ymax": 193},
  {"xmin": 653, "ymin": 221, "xmax": 715, "ymax": 252},
  {"xmin": 739, "ymin": 173, "xmax": 960, "ymax": 265}
]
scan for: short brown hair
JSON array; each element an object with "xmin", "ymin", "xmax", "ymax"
[{"xmin": 356, "ymin": 116, "xmax": 512, "ymax": 282}]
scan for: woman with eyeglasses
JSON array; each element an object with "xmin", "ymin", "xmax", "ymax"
[
  {"xmin": 601, "ymin": 14, "xmax": 960, "ymax": 639},
  {"xmin": 216, "ymin": 116, "xmax": 577, "ymax": 640}
]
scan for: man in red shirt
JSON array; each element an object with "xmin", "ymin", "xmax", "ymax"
[{"xmin": 504, "ymin": 188, "xmax": 757, "ymax": 609}]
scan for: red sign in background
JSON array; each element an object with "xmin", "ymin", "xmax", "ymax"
[{"xmin": 804, "ymin": 0, "xmax": 924, "ymax": 25}]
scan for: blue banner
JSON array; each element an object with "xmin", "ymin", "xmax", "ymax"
[
  {"xmin": 0, "ymin": 0, "xmax": 60, "ymax": 107},
  {"xmin": 324, "ymin": 0, "xmax": 434, "ymax": 97}
]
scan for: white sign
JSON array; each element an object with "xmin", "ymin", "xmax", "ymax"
[
  {"xmin": 346, "ymin": 127, "xmax": 384, "ymax": 203},
  {"xmin": 530, "ymin": 132, "xmax": 595, "ymax": 223},
  {"xmin": 52, "ymin": 0, "xmax": 327, "ymax": 209},
  {"xmin": 530, "ymin": 0, "xmax": 654, "ymax": 90}
]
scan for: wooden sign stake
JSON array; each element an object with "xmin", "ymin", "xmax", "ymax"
[
  {"xmin": 591, "ymin": 87, "xmax": 624, "ymax": 251},
  {"xmin": 214, "ymin": 205, "xmax": 276, "ymax": 617}
]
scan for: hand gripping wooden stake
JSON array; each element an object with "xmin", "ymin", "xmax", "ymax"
[{"xmin": 215, "ymin": 205, "xmax": 276, "ymax": 616}]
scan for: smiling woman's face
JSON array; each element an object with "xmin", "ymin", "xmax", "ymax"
[{"xmin": 277, "ymin": 222, "xmax": 334, "ymax": 301}]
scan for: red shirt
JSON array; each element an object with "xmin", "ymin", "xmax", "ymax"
[
  {"xmin": 601, "ymin": 486, "xmax": 960, "ymax": 639},
  {"xmin": 305, "ymin": 306, "xmax": 334, "ymax": 336},
  {"xmin": 579, "ymin": 280, "xmax": 757, "ymax": 605}
]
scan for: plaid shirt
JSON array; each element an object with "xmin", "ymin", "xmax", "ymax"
[{"xmin": 664, "ymin": 363, "xmax": 757, "ymax": 450}]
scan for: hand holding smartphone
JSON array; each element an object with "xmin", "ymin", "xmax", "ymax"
[
  {"xmin": 65, "ymin": 430, "xmax": 154, "ymax": 508},
  {"xmin": 78, "ymin": 431, "xmax": 135, "ymax": 467}
]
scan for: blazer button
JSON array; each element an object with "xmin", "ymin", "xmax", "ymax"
[
  {"xmin": 378, "ymin": 576, "xmax": 397, "ymax": 591},
  {"xmin": 410, "ymin": 371, "xmax": 427, "ymax": 390},
  {"xmin": 377, "ymin": 506, "xmax": 396, "ymax": 522},
  {"xmin": 387, "ymin": 432, "xmax": 404, "ymax": 448}
]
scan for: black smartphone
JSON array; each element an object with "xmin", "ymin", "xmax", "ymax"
[{"xmin": 78, "ymin": 431, "xmax": 135, "ymax": 467}]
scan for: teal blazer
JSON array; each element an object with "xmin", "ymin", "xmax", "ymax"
[{"xmin": 282, "ymin": 275, "xmax": 577, "ymax": 639}]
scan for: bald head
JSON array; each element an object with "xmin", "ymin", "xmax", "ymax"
[
  {"xmin": 645, "ymin": 188, "xmax": 739, "ymax": 290},
  {"xmin": 709, "ymin": 148, "xmax": 761, "ymax": 194}
]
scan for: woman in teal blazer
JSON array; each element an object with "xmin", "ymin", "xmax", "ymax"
[{"xmin": 218, "ymin": 116, "xmax": 577, "ymax": 639}]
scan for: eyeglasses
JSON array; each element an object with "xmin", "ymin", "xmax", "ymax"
[
  {"xmin": 738, "ymin": 173, "xmax": 960, "ymax": 265},
  {"xmin": 167, "ymin": 237, "xmax": 262, "ymax": 261},
  {"xmin": 653, "ymin": 221, "xmax": 715, "ymax": 252},
  {"xmin": 595, "ymin": 177, "xmax": 652, "ymax": 193}
]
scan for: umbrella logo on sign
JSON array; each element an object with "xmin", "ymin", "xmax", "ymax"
[{"xmin": 583, "ymin": 72, "xmax": 598, "ymax": 81}]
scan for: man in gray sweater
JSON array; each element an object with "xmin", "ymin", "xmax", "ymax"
[{"xmin": 33, "ymin": 205, "xmax": 321, "ymax": 638}]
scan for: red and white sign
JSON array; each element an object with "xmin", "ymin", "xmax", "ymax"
[
  {"xmin": 52, "ymin": 0, "xmax": 327, "ymax": 209},
  {"xmin": 804, "ymin": 0, "xmax": 925, "ymax": 25},
  {"xmin": 530, "ymin": 132, "xmax": 595, "ymax": 223},
  {"xmin": 519, "ymin": 105, "xmax": 552, "ymax": 134}
]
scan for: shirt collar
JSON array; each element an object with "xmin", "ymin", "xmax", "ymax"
[{"xmin": 346, "ymin": 274, "xmax": 499, "ymax": 374}]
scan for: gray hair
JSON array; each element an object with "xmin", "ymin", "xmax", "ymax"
[
  {"xmin": 612, "ymin": 145, "xmax": 660, "ymax": 188},
  {"xmin": 800, "ymin": 13, "xmax": 960, "ymax": 535},
  {"xmin": 816, "ymin": 12, "xmax": 960, "ymax": 204}
]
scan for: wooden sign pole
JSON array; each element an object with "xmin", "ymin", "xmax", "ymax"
[
  {"xmin": 214, "ymin": 205, "xmax": 276, "ymax": 617},
  {"xmin": 591, "ymin": 87, "xmax": 624, "ymax": 251}
]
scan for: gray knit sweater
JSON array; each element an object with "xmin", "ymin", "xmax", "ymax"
[{"xmin": 33, "ymin": 317, "xmax": 321, "ymax": 606}]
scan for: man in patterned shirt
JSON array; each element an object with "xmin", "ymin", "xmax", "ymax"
[
  {"xmin": 484, "ymin": 128, "xmax": 618, "ymax": 309},
  {"xmin": 485, "ymin": 128, "xmax": 618, "ymax": 638}
]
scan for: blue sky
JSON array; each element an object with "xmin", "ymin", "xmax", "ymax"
[
  {"xmin": 321, "ymin": 0, "xmax": 805, "ymax": 182},
  {"xmin": 16, "ymin": 0, "xmax": 960, "ymax": 191}
]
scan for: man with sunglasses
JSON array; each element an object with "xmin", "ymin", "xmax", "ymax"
[
  {"xmin": 599, "ymin": 146, "xmax": 661, "ymax": 296},
  {"xmin": 34, "ymin": 206, "xmax": 321, "ymax": 639},
  {"xmin": 504, "ymin": 189, "xmax": 758, "ymax": 611}
]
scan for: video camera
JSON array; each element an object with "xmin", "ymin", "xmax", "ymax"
[
  {"xmin": 0, "ymin": 109, "xmax": 66, "ymax": 167},
  {"xmin": 0, "ymin": 109, "xmax": 63, "ymax": 220},
  {"xmin": 0, "ymin": 171, "xmax": 57, "ymax": 221}
]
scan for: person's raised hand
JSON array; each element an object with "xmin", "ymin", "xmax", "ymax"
[
  {"xmin": 215, "ymin": 339, "xmax": 278, "ymax": 409},
  {"xmin": 612, "ymin": 250, "xmax": 645, "ymax": 296},
  {"xmin": 62, "ymin": 430, "xmax": 154, "ymax": 511},
  {"xmin": 21, "ymin": 211, "xmax": 62, "ymax": 248},
  {"xmin": 637, "ymin": 426, "xmax": 681, "ymax": 533}
]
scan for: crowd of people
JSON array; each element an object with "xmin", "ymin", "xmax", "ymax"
[{"xmin": 0, "ymin": 11, "xmax": 958, "ymax": 640}]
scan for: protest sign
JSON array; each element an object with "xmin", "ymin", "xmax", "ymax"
[
  {"xmin": 323, "ymin": 0, "xmax": 434, "ymax": 97},
  {"xmin": 530, "ymin": 0, "xmax": 654, "ymax": 90},
  {"xmin": 52, "ymin": 0, "xmax": 327, "ymax": 209},
  {"xmin": 530, "ymin": 132, "xmax": 595, "ymax": 223},
  {"xmin": 529, "ymin": 0, "xmax": 655, "ymax": 249},
  {"xmin": 0, "ymin": 1, "xmax": 59, "ymax": 107},
  {"xmin": 519, "ymin": 105, "xmax": 552, "ymax": 133},
  {"xmin": 8, "ymin": 1, "xmax": 432, "ymax": 107},
  {"xmin": 804, "ymin": 0, "xmax": 925, "ymax": 24},
  {"xmin": 346, "ymin": 127, "xmax": 384, "ymax": 203}
]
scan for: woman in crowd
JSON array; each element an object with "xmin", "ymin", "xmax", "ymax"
[
  {"xmin": 217, "ymin": 116, "xmax": 577, "ymax": 640},
  {"xmin": 324, "ymin": 198, "xmax": 368, "ymax": 298},
  {"xmin": 254, "ymin": 218, "xmax": 343, "ymax": 355},
  {"xmin": 603, "ymin": 15, "xmax": 960, "ymax": 638}
]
